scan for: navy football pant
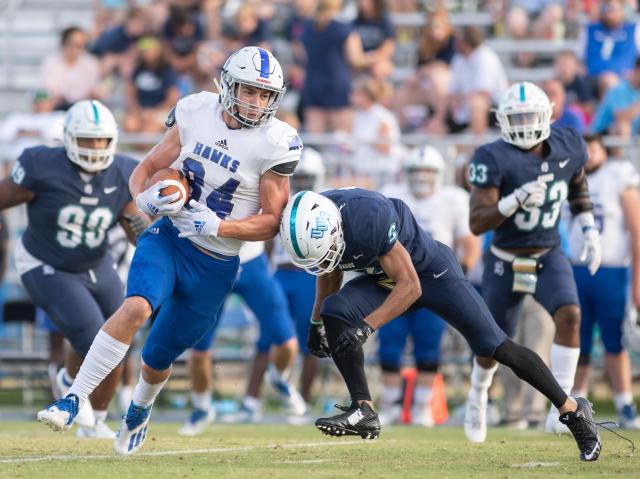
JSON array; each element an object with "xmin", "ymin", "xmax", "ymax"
[
  {"xmin": 321, "ymin": 242, "xmax": 507, "ymax": 358},
  {"xmin": 482, "ymin": 245, "xmax": 579, "ymax": 338},
  {"xmin": 21, "ymin": 253, "xmax": 124, "ymax": 357}
]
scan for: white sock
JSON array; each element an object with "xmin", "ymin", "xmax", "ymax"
[
  {"xmin": 469, "ymin": 358, "xmax": 498, "ymax": 401},
  {"xmin": 382, "ymin": 385, "xmax": 402, "ymax": 406},
  {"xmin": 191, "ymin": 390, "xmax": 212, "ymax": 411},
  {"xmin": 93, "ymin": 410, "xmax": 108, "ymax": 423},
  {"xmin": 614, "ymin": 392, "xmax": 634, "ymax": 411},
  {"xmin": 414, "ymin": 386, "xmax": 433, "ymax": 406},
  {"xmin": 118, "ymin": 385, "xmax": 134, "ymax": 413},
  {"xmin": 550, "ymin": 343, "xmax": 580, "ymax": 394},
  {"xmin": 571, "ymin": 389, "xmax": 588, "ymax": 399},
  {"xmin": 62, "ymin": 369, "xmax": 73, "ymax": 388},
  {"xmin": 242, "ymin": 395, "xmax": 262, "ymax": 412},
  {"xmin": 132, "ymin": 373, "xmax": 169, "ymax": 408},
  {"xmin": 68, "ymin": 330, "xmax": 130, "ymax": 406}
]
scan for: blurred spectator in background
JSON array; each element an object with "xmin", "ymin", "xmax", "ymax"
[
  {"xmin": 42, "ymin": 27, "xmax": 102, "ymax": 111},
  {"xmin": 554, "ymin": 50, "xmax": 598, "ymax": 122},
  {"xmin": 123, "ymin": 37, "xmax": 180, "ymax": 134},
  {"xmin": 300, "ymin": 0, "xmax": 369, "ymax": 133},
  {"xmin": 393, "ymin": 6, "xmax": 454, "ymax": 131},
  {"xmin": 92, "ymin": 0, "xmax": 128, "ymax": 37},
  {"xmin": 351, "ymin": 0, "xmax": 395, "ymax": 78},
  {"xmin": 349, "ymin": 75, "xmax": 402, "ymax": 184},
  {"xmin": 569, "ymin": 134, "xmax": 640, "ymax": 429},
  {"xmin": 504, "ymin": 0, "xmax": 565, "ymax": 67},
  {"xmin": 163, "ymin": 5, "xmax": 205, "ymax": 79},
  {"xmin": 90, "ymin": 7, "xmax": 150, "ymax": 78},
  {"xmin": 542, "ymin": 79, "xmax": 586, "ymax": 133},
  {"xmin": 590, "ymin": 58, "xmax": 640, "ymax": 136},
  {"xmin": 580, "ymin": 0, "xmax": 640, "ymax": 94},
  {"xmin": 0, "ymin": 91, "xmax": 65, "ymax": 162},
  {"xmin": 223, "ymin": 2, "xmax": 273, "ymax": 50},
  {"xmin": 427, "ymin": 26, "xmax": 508, "ymax": 136}
]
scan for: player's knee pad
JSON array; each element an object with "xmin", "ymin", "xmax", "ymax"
[
  {"xmin": 416, "ymin": 361, "xmax": 439, "ymax": 373},
  {"xmin": 379, "ymin": 362, "xmax": 401, "ymax": 373}
]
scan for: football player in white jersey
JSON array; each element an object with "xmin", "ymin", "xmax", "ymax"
[
  {"xmin": 378, "ymin": 145, "xmax": 481, "ymax": 426},
  {"xmin": 37, "ymin": 46, "xmax": 303, "ymax": 456},
  {"xmin": 567, "ymin": 134, "xmax": 640, "ymax": 429}
]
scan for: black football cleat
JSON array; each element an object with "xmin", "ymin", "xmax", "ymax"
[
  {"xmin": 560, "ymin": 397, "xmax": 602, "ymax": 461},
  {"xmin": 315, "ymin": 402, "xmax": 381, "ymax": 439}
]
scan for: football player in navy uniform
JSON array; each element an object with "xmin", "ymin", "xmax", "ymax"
[
  {"xmin": 0, "ymin": 100, "xmax": 147, "ymax": 438},
  {"xmin": 280, "ymin": 188, "xmax": 601, "ymax": 462},
  {"xmin": 465, "ymin": 82, "xmax": 602, "ymax": 441}
]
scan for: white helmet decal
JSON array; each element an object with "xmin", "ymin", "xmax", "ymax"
[
  {"xmin": 63, "ymin": 100, "xmax": 118, "ymax": 172},
  {"xmin": 496, "ymin": 82, "xmax": 553, "ymax": 150},
  {"xmin": 218, "ymin": 46, "xmax": 286, "ymax": 128},
  {"xmin": 280, "ymin": 191, "xmax": 345, "ymax": 276}
]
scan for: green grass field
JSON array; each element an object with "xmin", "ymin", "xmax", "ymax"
[{"xmin": 0, "ymin": 421, "xmax": 638, "ymax": 479}]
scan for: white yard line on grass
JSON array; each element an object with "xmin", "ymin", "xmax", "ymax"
[{"xmin": 0, "ymin": 440, "xmax": 365, "ymax": 464}]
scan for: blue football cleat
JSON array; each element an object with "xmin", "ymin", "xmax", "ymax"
[
  {"xmin": 37, "ymin": 394, "xmax": 80, "ymax": 431},
  {"xmin": 114, "ymin": 402, "xmax": 152, "ymax": 456}
]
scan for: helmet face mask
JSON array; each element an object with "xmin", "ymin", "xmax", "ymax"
[
  {"xmin": 496, "ymin": 82, "xmax": 553, "ymax": 150},
  {"xmin": 219, "ymin": 46, "xmax": 286, "ymax": 128},
  {"xmin": 407, "ymin": 168, "xmax": 440, "ymax": 197},
  {"xmin": 63, "ymin": 100, "xmax": 118, "ymax": 173},
  {"xmin": 280, "ymin": 191, "xmax": 345, "ymax": 276}
]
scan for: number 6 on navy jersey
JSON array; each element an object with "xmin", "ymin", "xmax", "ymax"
[{"xmin": 182, "ymin": 158, "xmax": 240, "ymax": 219}]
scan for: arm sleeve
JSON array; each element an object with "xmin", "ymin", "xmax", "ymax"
[
  {"xmin": 11, "ymin": 148, "xmax": 39, "ymax": 191},
  {"xmin": 374, "ymin": 200, "xmax": 400, "ymax": 257},
  {"xmin": 468, "ymin": 146, "xmax": 501, "ymax": 187}
]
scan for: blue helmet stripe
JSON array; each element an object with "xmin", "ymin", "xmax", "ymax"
[
  {"xmin": 289, "ymin": 192, "xmax": 305, "ymax": 259},
  {"xmin": 519, "ymin": 83, "xmax": 526, "ymax": 102},
  {"xmin": 90, "ymin": 101, "xmax": 100, "ymax": 124},
  {"xmin": 257, "ymin": 48, "xmax": 270, "ymax": 79}
]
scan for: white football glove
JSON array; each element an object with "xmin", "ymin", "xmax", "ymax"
[
  {"xmin": 576, "ymin": 212, "xmax": 601, "ymax": 275},
  {"xmin": 135, "ymin": 181, "xmax": 184, "ymax": 216},
  {"xmin": 498, "ymin": 180, "xmax": 547, "ymax": 217},
  {"xmin": 172, "ymin": 200, "xmax": 221, "ymax": 238}
]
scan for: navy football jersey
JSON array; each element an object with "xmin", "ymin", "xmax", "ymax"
[
  {"xmin": 322, "ymin": 188, "xmax": 436, "ymax": 274},
  {"xmin": 11, "ymin": 146, "xmax": 137, "ymax": 273},
  {"xmin": 468, "ymin": 127, "xmax": 587, "ymax": 249}
]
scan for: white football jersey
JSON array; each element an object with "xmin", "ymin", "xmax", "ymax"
[
  {"xmin": 239, "ymin": 240, "xmax": 265, "ymax": 264},
  {"xmin": 568, "ymin": 160, "xmax": 640, "ymax": 267},
  {"xmin": 170, "ymin": 92, "xmax": 302, "ymax": 256},
  {"xmin": 381, "ymin": 183, "xmax": 471, "ymax": 248}
]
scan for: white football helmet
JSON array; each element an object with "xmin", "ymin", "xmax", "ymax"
[
  {"xmin": 218, "ymin": 46, "xmax": 286, "ymax": 128},
  {"xmin": 280, "ymin": 191, "xmax": 345, "ymax": 276},
  {"xmin": 63, "ymin": 100, "xmax": 118, "ymax": 172},
  {"xmin": 405, "ymin": 145, "xmax": 445, "ymax": 198},
  {"xmin": 496, "ymin": 82, "xmax": 553, "ymax": 150},
  {"xmin": 291, "ymin": 147, "xmax": 326, "ymax": 194}
]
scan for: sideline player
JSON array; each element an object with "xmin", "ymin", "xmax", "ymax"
[
  {"xmin": 568, "ymin": 134, "xmax": 640, "ymax": 429},
  {"xmin": 178, "ymin": 239, "xmax": 305, "ymax": 436},
  {"xmin": 280, "ymin": 188, "xmax": 602, "ymax": 462},
  {"xmin": 37, "ymin": 46, "xmax": 302, "ymax": 456},
  {"xmin": 465, "ymin": 82, "xmax": 601, "ymax": 440},
  {"xmin": 378, "ymin": 145, "xmax": 480, "ymax": 426},
  {"xmin": 0, "ymin": 100, "xmax": 146, "ymax": 438}
]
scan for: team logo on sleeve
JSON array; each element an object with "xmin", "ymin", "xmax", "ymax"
[
  {"xmin": 288, "ymin": 135, "xmax": 303, "ymax": 151},
  {"xmin": 387, "ymin": 223, "xmax": 398, "ymax": 243},
  {"xmin": 310, "ymin": 211, "xmax": 329, "ymax": 239},
  {"xmin": 11, "ymin": 162, "xmax": 25, "ymax": 185}
]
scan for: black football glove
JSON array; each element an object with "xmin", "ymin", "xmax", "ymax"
[
  {"xmin": 308, "ymin": 321, "xmax": 331, "ymax": 358},
  {"xmin": 334, "ymin": 320, "xmax": 375, "ymax": 356}
]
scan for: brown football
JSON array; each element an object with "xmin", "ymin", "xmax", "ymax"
[{"xmin": 149, "ymin": 168, "xmax": 190, "ymax": 203}]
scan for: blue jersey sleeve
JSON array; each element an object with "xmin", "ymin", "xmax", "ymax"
[
  {"xmin": 12, "ymin": 147, "xmax": 41, "ymax": 191},
  {"xmin": 468, "ymin": 145, "xmax": 502, "ymax": 187}
]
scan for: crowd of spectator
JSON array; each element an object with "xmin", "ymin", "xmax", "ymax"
[{"xmin": 8, "ymin": 0, "xmax": 636, "ymax": 179}]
